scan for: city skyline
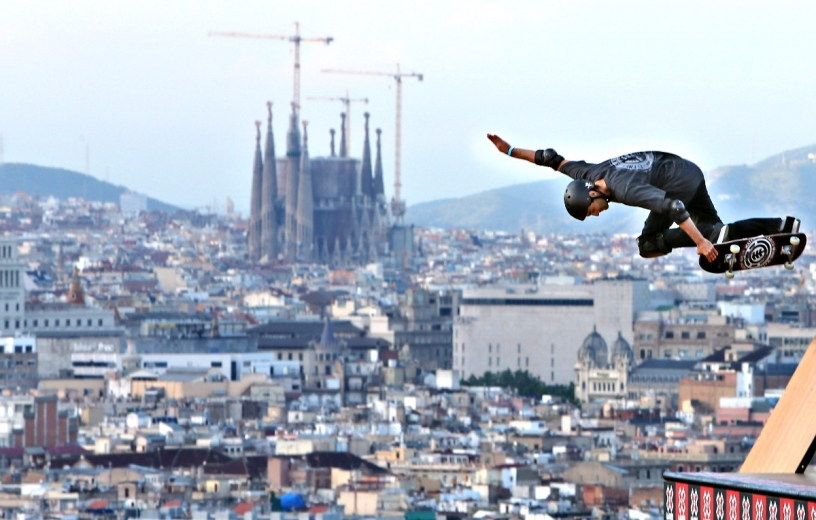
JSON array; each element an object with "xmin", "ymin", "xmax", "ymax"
[{"xmin": 3, "ymin": 1, "xmax": 816, "ymax": 214}]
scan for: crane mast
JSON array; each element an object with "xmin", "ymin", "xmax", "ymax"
[
  {"xmin": 210, "ymin": 22, "xmax": 333, "ymax": 110},
  {"xmin": 322, "ymin": 64, "xmax": 423, "ymax": 222}
]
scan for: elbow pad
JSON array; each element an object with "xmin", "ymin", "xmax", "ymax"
[
  {"xmin": 535, "ymin": 148, "xmax": 564, "ymax": 170},
  {"xmin": 663, "ymin": 199, "xmax": 690, "ymax": 224}
]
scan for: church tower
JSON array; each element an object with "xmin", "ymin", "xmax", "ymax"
[
  {"xmin": 248, "ymin": 121, "xmax": 263, "ymax": 263},
  {"xmin": 260, "ymin": 102, "xmax": 279, "ymax": 263},
  {"xmin": 296, "ymin": 121, "xmax": 314, "ymax": 263},
  {"xmin": 284, "ymin": 102, "xmax": 301, "ymax": 262},
  {"xmin": 359, "ymin": 112, "xmax": 374, "ymax": 199}
]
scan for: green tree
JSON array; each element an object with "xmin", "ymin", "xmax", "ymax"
[{"xmin": 461, "ymin": 369, "xmax": 579, "ymax": 406}]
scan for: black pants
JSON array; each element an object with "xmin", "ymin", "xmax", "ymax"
[{"xmin": 640, "ymin": 181, "xmax": 784, "ymax": 251}]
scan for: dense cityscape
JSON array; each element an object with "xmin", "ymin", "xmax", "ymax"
[{"xmin": 0, "ymin": 175, "xmax": 813, "ymax": 520}]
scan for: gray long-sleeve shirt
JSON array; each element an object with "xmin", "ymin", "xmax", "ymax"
[{"xmin": 559, "ymin": 151, "xmax": 704, "ymax": 214}]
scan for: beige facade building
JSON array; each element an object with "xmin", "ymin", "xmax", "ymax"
[
  {"xmin": 454, "ymin": 278, "xmax": 649, "ymax": 385},
  {"xmin": 573, "ymin": 330, "xmax": 635, "ymax": 403},
  {"xmin": 633, "ymin": 309, "xmax": 736, "ymax": 362}
]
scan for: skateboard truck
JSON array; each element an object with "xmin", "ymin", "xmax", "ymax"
[
  {"xmin": 724, "ymin": 243, "xmax": 740, "ymax": 279},
  {"xmin": 783, "ymin": 235, "xmax": 802, "ymax": 270}
]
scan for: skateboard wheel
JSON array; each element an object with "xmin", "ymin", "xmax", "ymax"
[
  {"xmin": 791, "ymin": 236, "xmax": 801, "ymax": 246},
  {"xmin": 785, "ymin": 262, "xmax": 794, "ymax": 270},
  {"xmin": 729, "ymin": 244, "xmax": 740, "ymax": 254},
  {"xmin": 725, "ymin": 270, "xmax": 735, "ymax": 279}
]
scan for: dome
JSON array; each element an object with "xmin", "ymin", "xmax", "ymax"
[
  {"xmin": 610, "ymin": 331, "xmax": 633, "ymax": 362},
  {"xmin": 578, "ymin": 326, "xmax": 608, "ymax": 367}
]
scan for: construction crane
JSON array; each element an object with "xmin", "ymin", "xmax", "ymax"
[
  {"xmin": 322, "ymin": 64, "xmax": 423, "ymax": 222},
  {"xmin": 307, "ymin": 92, "xmax": 368, "ymax": 153},
  {"xmin": 210, "ymin": 22, "xmax": 333, "ymax": 110}
]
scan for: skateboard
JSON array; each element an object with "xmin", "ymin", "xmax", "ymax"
[{"xmin": 699, "ymin": 232, "xmax": 807, "ymax": 278}]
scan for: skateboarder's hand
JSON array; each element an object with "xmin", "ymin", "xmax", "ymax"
[
  {"xmin": 697, "ymin": 239, "xmax": 718, "ymax": 262},
  {"xmin": 487, "ymin": 134, "xmax": 511, "ymax": 155}
]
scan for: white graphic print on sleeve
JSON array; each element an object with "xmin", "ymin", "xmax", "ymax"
[{"xmin": 611, "ymin": 152, "xmax": 654, "ymax": 171}]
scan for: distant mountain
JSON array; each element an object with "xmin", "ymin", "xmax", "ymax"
[
  {"xmin": 0, "ymin": 163, "xmax": 182, "ymax": 212},
  {"xmin": 407, "ymin": 178, "xmax": 646, "ymax": 235},
  {"xmin": 407, "ymin": 146, "xmax": 816, "ymax": 234},
  {"xmin": 705, "ymin": 145, "xmax": 816, "ymax": 225}
]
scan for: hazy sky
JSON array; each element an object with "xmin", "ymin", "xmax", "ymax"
[{"xmin": 2, "ymin": 1, "xmax": 816, "ymax": 214}]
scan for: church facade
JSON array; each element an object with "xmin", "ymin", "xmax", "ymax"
[{"xmin": 248, "ymin": 102, "xmax": 389, "ymax": 265}]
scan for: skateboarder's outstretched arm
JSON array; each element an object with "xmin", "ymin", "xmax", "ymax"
[{"xmin": 487, "ymin": 134, "xmax": 568, "ymax": 171}]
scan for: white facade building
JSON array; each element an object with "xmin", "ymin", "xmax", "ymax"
[{"xmin": 453, "ymin": 278, "xmax": 649, "ymax": 385}]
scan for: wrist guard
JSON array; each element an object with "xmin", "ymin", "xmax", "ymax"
[
  {"xmin": 662, "ymin": 198, "xmax": 690, "ymax": 224},
  {"xmin": 535, "ymin": 148, "xmax": 564, "ymax": 169}
]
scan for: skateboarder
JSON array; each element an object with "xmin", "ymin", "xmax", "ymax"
[{"xmin": 487, "ymin": 134, "xmax": 797, "ymax": 262}]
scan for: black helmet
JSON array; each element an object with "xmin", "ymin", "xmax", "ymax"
[{"xmin": 564, "ymin": 180, "xmax": 595, "ymax": 221}]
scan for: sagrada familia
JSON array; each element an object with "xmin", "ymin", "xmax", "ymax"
[{"xmin": 248, "ymin": 102, "xmax": 390, "ymax": 265}]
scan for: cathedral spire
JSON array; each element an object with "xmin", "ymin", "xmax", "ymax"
[
  {"xmin": 260, "ymin": 102, "xmax": 279, "ymax": 262},
  {"xmin": 248, "ymin": 120, "xmax": 263, "ymax": 262},
  {"xmin": 339, "ymin": 112, "xmax": 347, "ymax": 158},
  {"xmin": 329, "ymin": 128, "xmax": 336, "ymax": 158},
  {"xmin": 296, "ymin": 120, "xmax": 314, "ymax": 262},
  {"xmin": 373, "ymin": 127, "xmax": 385, "ymax": 201},
  {"xmin": 284, "ymin": 102, "xmax": 301, "ymax": 262},
  {"xmin": 360, "ymin": 112, "xmax": 373, "ymax": 198}
]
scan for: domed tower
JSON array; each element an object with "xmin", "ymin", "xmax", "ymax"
[
  {"xmin": 579, "ymin": 326, "xmax": 608, "ymax": 369},
  {"xmin": 574, "ymin": 326, "xmax": 607, "ymax": 403},
  {"xmin": 610, "ymin": 331, "xmax": 634, "ymax": 368}
]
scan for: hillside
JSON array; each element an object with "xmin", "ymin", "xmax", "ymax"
[
  {"xmin": 0, "ymin": 163, "xmax": 181, "ymax": 212},
  {"xmin": 407, "ymin": 146, "xmax": 816, "ymax": 234}
]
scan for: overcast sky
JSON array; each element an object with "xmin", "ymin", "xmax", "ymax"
[{"xmin": 2, "ymin": 1, "xmax": 816, "ymax": 214}]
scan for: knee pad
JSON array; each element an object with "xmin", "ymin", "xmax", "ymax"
[{"xmin": 638, "ymin": 233, "xmax": 672, "ymax": 258}]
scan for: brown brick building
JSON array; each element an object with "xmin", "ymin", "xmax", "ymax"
[
  {"xmin": 12, "ymin": 395, "xmax": 78, "ymax": 448},
  {"xmin": 678, "ymin": 371, "xmax": 737, "ymax": 413}
]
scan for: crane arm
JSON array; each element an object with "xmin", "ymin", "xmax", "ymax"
[
  {"xmin": 209, "ymin": 31, "xmax": 332, "ymax": 44},
  {"xmin": 208, "ymin": 31, "xmax": 288, "ymax": 41}
]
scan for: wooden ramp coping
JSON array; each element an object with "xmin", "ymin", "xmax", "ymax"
[{"xmin": 663, "ymin": 337, "xmax": 816, "ymax": 519}]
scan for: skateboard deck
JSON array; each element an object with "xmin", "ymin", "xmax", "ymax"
[{"xmin": 699, "ymin": 232, "xmax": 807, "ymax": 277}]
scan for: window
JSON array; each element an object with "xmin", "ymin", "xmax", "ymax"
[
  {"xmin": 55, "ymin": 319, "xmax": 60, "ymax": 326},
  {"xmin": 681, "ymin": 331, "xmax": 690, "ymax": 339},
  {"xmin": 325, "ymin": 365, "xmax": 331, "ymax": 375},
  {"xmin": 87, "ymin": 319, "xmax": 92, "ymax": 326},
  {"xmin": 488, "ymin": 344, "xmax": 492, "ymax": 353},
  {"xmin": 76, "ymin": 319, "xmax": 81, "ymax": 326},
  {"xmin": 33, "ymin": 320, "xmax": 37, "ymax": 327},
  {"xmin": 488, "ymin": 357, "xmax": 492, "ymax": 366},
  {"xmin": 298, "ymin": 353, "xmax": 303, "ymax": 361},
  {"xmin": 697, "ymin": 331, "xmax": 706, "ymax": 339},
  {"xmin": 696, "ymin": 349, "xmax": 705, "ymax": 359},
  {"xmin": 525, "ymin": 357, "xmax": 529, "ymax": 367},
  {"xmin": 25, "ymin": 346, "xmax": 32, "ymax": 353},
  {"xmin": 211, "ymin": 361, "xmax": 222, "ymax": 368},
  {"xmin": 517, "ymin": 344, "xmax": 521, "ymax": 353},
  {"xmin": 288, "ymin": 353, "xmax": 292, "ymax": 360},
  {"xmin": 14, "ymin": 321, "xmax": 19, "ymax": 329},
  {"xmin": 665, "ymin": 331, "xmax": 674, "ymax": 339},
  {"xmin": 98, "ymin": 319, "xmax": 103, "ymax": 326},
  {"xmin": 664, "ymin": 350, "xmax": 672, "ymax": 358},
  {"xmin": 44, "ymin": 319, "xmax": 49, "ymax": 327},
  {"xmin": 679, "ymin": 349, "xmax": 688, "ymax": 358}
]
